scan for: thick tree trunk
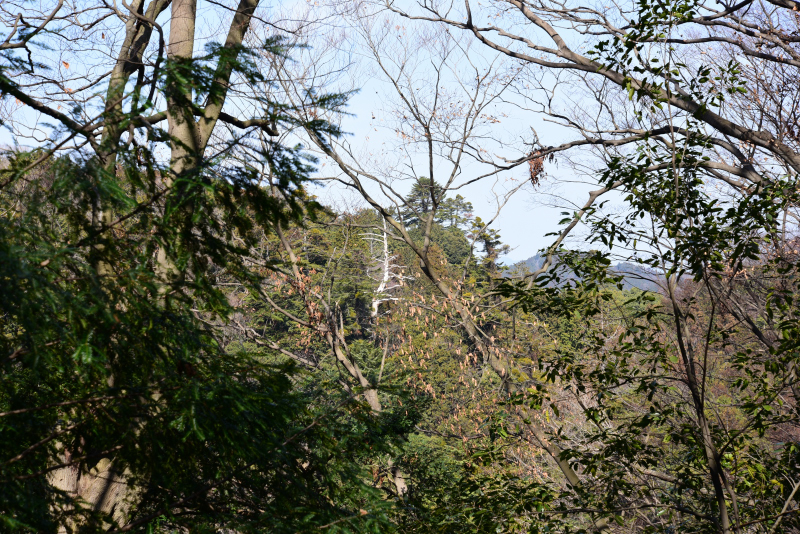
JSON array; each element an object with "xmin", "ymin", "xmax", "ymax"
[
  {"xmin": 166, "ymin": 0, "xmax": 199, "ymax": 177},
  {"xmin": 50, "ymin": 457, "xmax": 132, "ymax": 532}
]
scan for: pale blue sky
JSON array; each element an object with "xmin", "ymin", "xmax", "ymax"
[
  {"xmin": 0, "ymin": 0, "xmax": 599, "ymax": 265},
  {"xmin": 311, "ymin": 67, "xmax": 591, "ymax": 264}
]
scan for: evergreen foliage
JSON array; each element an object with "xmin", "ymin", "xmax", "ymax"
[{"xmin": 2, "ymin": 0, "xmax": 800, "ymax": 532}]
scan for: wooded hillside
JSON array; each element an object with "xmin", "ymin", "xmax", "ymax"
[{"xmin": 1, "ymin": 0, "xmax": 799, "ymax": 532}]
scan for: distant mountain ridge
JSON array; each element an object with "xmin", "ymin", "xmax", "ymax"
[{"xmin": 508, "ymin": 254, "xmax": 661, "ymax": 293}]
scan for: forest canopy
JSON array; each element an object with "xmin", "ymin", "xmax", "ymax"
[{"xmin": 1, "ymin": 0, "xmax": 799, "ymax": 533}]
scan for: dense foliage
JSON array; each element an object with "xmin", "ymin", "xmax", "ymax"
[{"xmin": 2, "ymin": 0, "xmax": 799, "ymax": 532}]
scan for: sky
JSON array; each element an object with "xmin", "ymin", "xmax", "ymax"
[
  {"xmin": 0, "ymin": 0, "xmax": 600, "ymax": 265},
  {"xmin": 310, "ymin": 68, "xmax": 593, "ymax": 265}
]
